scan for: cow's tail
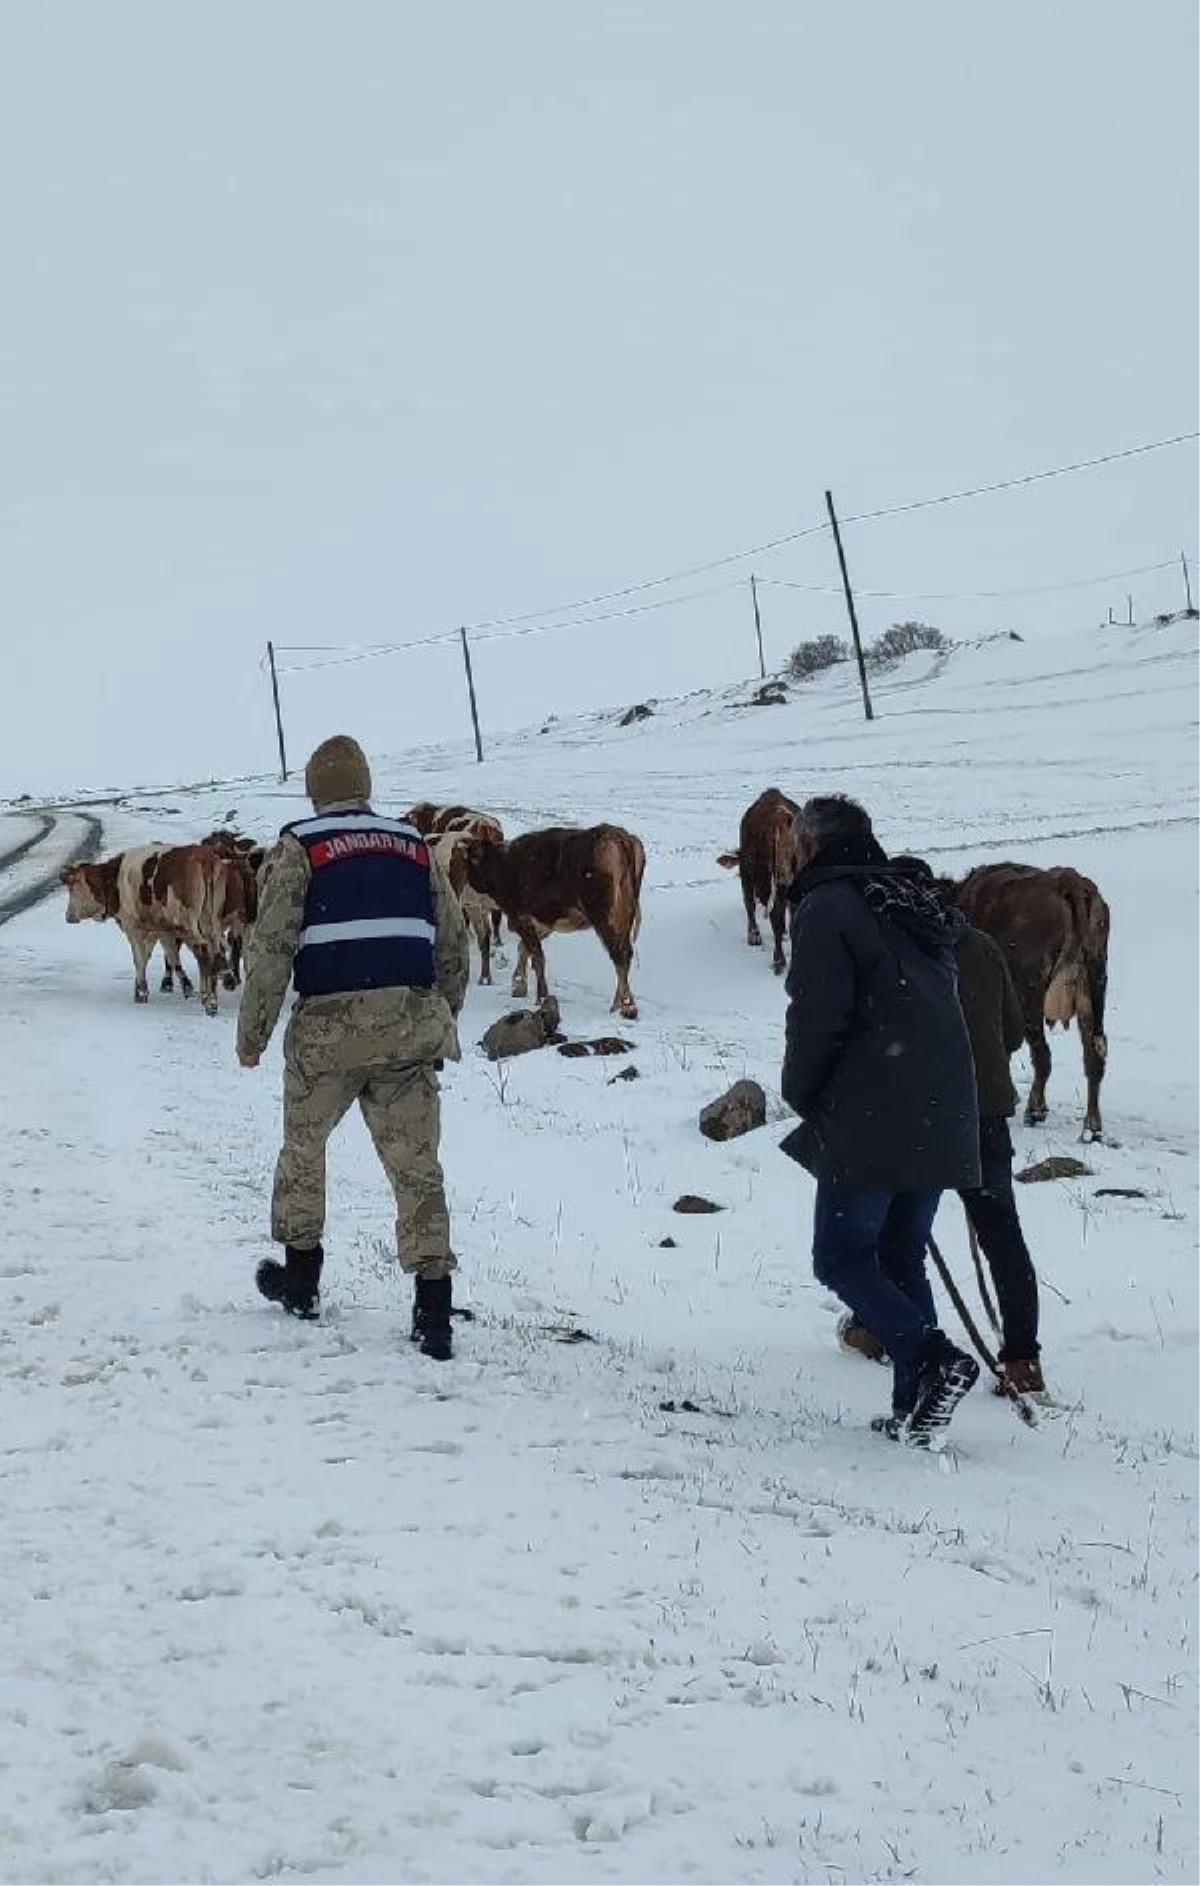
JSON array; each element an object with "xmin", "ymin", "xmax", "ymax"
[
  {"xmin": 1044, "ymin": 872, "xmax": 1108, "ymax": 1051},
  {"xmin": 1080, "ymin": 877, "xmax": 1110, "ymax": 1055},
  {"xmin": 629, "ymin": 835, "xmax": 647, "ymax": 946},
  {"xmin": 715, "ymin": 849, "xmax": 740, "ymax": 870}
]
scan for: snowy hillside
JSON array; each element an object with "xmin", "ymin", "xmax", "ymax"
[{"xmin": 0, "ymin": 617, "xmax": 1196, "ymax": 1885}]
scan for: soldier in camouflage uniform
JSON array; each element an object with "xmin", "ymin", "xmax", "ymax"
[{"xmin": 237, "ymin": 735, "xmax": 470, "ymax": 1357}]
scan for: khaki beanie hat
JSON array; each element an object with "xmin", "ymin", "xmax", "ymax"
[{"xmin": 304, "ymin": 734, "xmax": 372, "ymax": 809}]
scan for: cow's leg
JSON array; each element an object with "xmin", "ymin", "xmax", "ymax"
[
  {"xmin": 511, "ymin": 923, "xmax": 549, "ymax": 1006},
  {"xmin": 129, "ymin": 931, "xmax": 154, "ymax": 1004},
  {"xmin": 1079, "ymin": 1014, "xmax": 1107, "ymax": 1141},
  {"xmin": 511, "ymin": 936, "xmax": 529, "ymax": 999},
  {"xmin": 160, "ymin": 935, "xmax": 193, "ymax": 997},
  {"xmin": 1024, "ymin": 1014, "xmax": 1051, "ymax": 1126},
  {"xmin": 473, "ymin": 910, "xmax": 492, "ymax": 985},
  {"xmin": 588, "ymin": 905, "xmax": 639, "ymax": 1021},
  {"xmin": 768, "ymin": 885, "xmax": 788, "ymax": 975},
  {"xmin": 740, "ymin": 864, "xmax": 762, "ymax": 947},
  {"xmin": 195, "ymin": 946, "xmax": 220, "ymax": 1017},
  {"xmin": 223, "ymin": 930, "xmax": 242, "ymax": 992},
  {"xmin": 175, "ymin": 945, "xmax": 195, "ymax": 999}
]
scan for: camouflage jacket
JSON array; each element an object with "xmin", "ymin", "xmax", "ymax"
[{"xmin": 236, "ymin": 802, "xmax": 470, "ymax": 1061}]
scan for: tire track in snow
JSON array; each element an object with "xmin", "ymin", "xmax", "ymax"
[
  {"xmin": 0, "ymin": 811, "xmax": 104, "ymax": 928},
  {"xmin": 0, "ymin": 811, "xmax": 55, "ymax": 876}
]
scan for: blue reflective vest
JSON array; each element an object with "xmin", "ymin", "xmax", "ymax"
[{"xmin": 284, "ymin": 812, "xmax": 437, "ymax": 998}]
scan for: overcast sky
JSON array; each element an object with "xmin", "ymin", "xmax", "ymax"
[{"xmin": 1, "ymin": 0, "xmax": 1195, "ymax": 798}]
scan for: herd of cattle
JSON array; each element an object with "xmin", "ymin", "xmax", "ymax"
[{"xmin": 59, "ymin": 788, "xmax": 1111, "ymax": 1137}]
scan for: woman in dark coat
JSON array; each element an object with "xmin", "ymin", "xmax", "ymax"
[
  {"xmin": 781, "ymin": 796, "xmax": 980, "ymax": 1444},
  {"xmin": 840, "ymin": 856, "xmax": 1048, "ymax": 1400}
]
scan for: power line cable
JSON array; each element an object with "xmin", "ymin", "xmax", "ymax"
[
  {"xmin": 840, "ymin": 432, "xmax": 1198, "ymax": 528},
  {"xmin": 273, "ymin": 428, "xmax": 1197, "ymax": 664},
  {"xmin": 757, "ymin": 554, "xmax": 1193, "ymax": 604},
  {"xmin": 275, "ymin": 581, "xmax": 745, "ymax": 673}
]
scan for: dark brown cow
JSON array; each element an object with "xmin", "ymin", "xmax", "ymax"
[
  {"xmin": 464, "ymin": 825, "xmax": 646, "ymax": 1020},
  {"xmin": 716, "ymin": 787, "xmax": 801, "ymax": 973},
  {"xmin": 937, "ymin": 861, "xmax": 1110, "ymax": 1140}
]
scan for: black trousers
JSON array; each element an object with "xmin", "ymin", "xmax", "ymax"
[{"xmin": 959, "ymin": 1116, "xmax": 1040, "ymax": 1360}]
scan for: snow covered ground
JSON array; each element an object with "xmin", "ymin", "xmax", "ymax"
[{"xmin": 0, "ymin": 618, "xmax": 1196, "ymax": 1885}]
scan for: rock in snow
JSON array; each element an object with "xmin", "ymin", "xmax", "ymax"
[
  {"xmin": 480, "ymin": 996, "xmax": 563, "ymax": 1059},
  {"xmin": 699, "ymin": 1078, "xmax": 767, "ymax": 1141}
]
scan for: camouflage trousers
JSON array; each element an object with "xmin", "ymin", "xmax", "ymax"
[{"xmin": 270, "ymin": 1000, "xmax": 455, "ymax": 1280}]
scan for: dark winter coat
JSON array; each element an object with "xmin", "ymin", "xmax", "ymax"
[
  {"xmin": 955, "ymin": 925, "xmax": 1025, "ymax": 1119},
  {"xmin": 780, "ymin": 846, "xmax": 981, "ymax": 1193}
]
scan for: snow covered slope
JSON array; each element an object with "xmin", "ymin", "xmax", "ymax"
[{"xmin": 0, "ymin": 617, "xmax": 1195, "ymax": 1884}]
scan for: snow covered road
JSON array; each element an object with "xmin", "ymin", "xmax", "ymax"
[{"xmin": 0, "ymin": 809, "xmax": 104, "ymax": 928}]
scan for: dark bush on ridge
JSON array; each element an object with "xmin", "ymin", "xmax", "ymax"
[
  {"xmin": 866, "ymin": 620, "xmax": 947, "ymax": 666},
  {"xmin": 785, "ymin": 635, "xmax": 847, "ymax": 681}
]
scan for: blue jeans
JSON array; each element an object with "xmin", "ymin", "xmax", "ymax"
[{"xmin": 813, "ymin": 1185, "xmax": 942, "ymax": 1412}]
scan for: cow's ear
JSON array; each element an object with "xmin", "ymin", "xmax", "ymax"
[{"xmin": 59, "ymin": 865, "xmax": 75, "ymax": 884}]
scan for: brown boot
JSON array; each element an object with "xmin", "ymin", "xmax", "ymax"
[
  {"xmin": 837, "ymin": 1312, "xmax": 887, "ymax": 1364},
  {"xmin": 994, "ymin": 1357, "xmax": 1047, "ymax": 1398}
]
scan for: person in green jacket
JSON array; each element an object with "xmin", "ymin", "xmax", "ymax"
[{"xmin": 839, "ymin": 856, "xmax": 1047, "ymax": 1399}]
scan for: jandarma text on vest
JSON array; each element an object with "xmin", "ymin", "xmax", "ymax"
[{"xmin": 310, "ymin": 831, "xmax": 428, "ymax": 867}]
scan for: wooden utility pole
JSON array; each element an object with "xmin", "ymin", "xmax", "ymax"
[
  {"xmin": 266, "ymin": 640, "xmax": 288, "ymax": 781},
  {"xmin": 1183, "ymin": 551, "xmax": 1194, "ymax": 614},
  {"xmin": 459, "ymin": 626, "xmax": 483, "ymax": 763},
  {"xmin": 824, "ymin": 489, "xmax": 874, "ymax": 722},
  {"xmin": 749, "ymin": 573, "xmax": 766, "ymax": 679}
]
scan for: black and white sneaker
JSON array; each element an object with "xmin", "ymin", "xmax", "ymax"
[
  {"xmin": 870, "ymin": 1412, "xmax": 908, "ymax": 1442},
  {"xmin": 907, "ymin": 1335, "xmax": 979, "ymax": 1447}
]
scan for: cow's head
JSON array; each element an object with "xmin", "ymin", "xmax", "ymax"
[
  {"xmin": 201, "ymin": 828, "xmax": 263, "ymax": 866},
  {"xmin": 60, "ymin": 857, "xmax": 121, "ymax": 923},
  {"xmin": 461, "ymin": 832, "xmax": 501, "ymax": 893}
]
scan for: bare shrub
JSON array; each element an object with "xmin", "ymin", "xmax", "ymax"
[
  {"xmin": 785, "ymin": 635, "xmax": 847, "ymax": 682},
  {"xmin": 866, "ymin": 620, "xmax": 947, "ymax": 667}
]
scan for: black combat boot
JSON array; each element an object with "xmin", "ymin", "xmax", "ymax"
[
  {"xmin": 411, "ymin": 1275, "xmax": 453, "ymax": 1360},
  {"xmin": 256, "ymin": 1244, "xmax": 323, "ymax": 1320}
]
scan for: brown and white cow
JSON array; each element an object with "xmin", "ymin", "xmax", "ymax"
[
  {"xmin": 716, "ymin": 787, "xmax": 800, "ymax": 973},
  {"xmin": 405, "ymin": 802, "xmax": 504, "ymax": 846},
  {"xmin": 464, "ymin": 824, "xmax": 646, "ymax": 1020},
  {"xmin": 935, "ymin": 861, "xmax": 1111, "ymax": 1140},
  {"xmin": 405, "ymin": 803, "xmax": 506, "ymax": 949},
  {"xmin": 427, "ymin": 831, "xmax": 501, "ymax": 985},
  {"xmin": 199, "ymin": 830, "xmax": 264, "ymax": 987},
  {"xmin": 61, "ymin": 843, "xmax": 238, "ymax": 1016}
]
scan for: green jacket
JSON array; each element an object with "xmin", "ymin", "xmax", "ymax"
[{"xmin": 955, "ymin": 926, "xmax": 1025, "ymax": 1118}]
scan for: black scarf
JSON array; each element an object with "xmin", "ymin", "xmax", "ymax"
[{"xmin": 791, "ymin": 836, "xmax": 960, "ymax": 957}]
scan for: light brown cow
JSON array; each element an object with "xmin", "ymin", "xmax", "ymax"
[
  {"xmin": 61, "ymin": 843, "xmax": 237, "ymax": 1016},
  {"xmin": 427, "ymin": 831, "xmax": 500, "ymax": 985},
  {"xmin": 934, "ymin": 861, "xmax": 1111, "ymax": 1140},
  {"xmin": 716, "ymin": 787, "xmax": 800, "ymax": 973},
  {"xmin": 464, "ymin": 824, "xmax": 646, "ymax": 1020}
]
